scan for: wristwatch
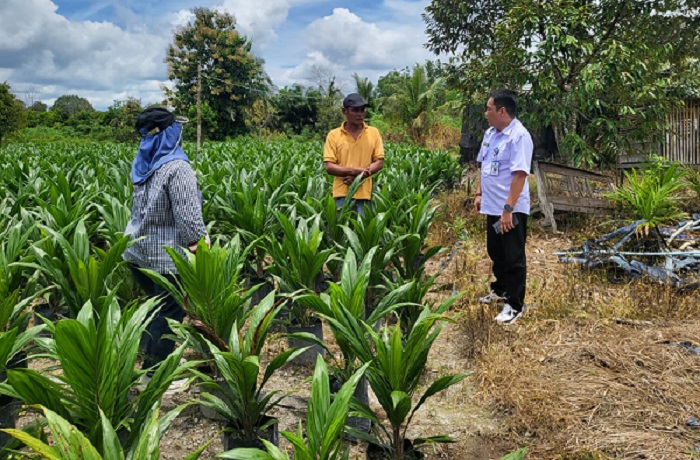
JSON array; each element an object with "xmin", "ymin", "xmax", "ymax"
[{"xmin": 503, "ymin": 204, "xmax": 513, "ymax": 212}]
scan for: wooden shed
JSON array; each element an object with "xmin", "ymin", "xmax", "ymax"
[
  {"xmin": 661, "ymin": 98, "xmax": 700, "ymax": 166},
  {"xmin": 618, "ymin": 98, "xmax": 700, "ymax": 170}
]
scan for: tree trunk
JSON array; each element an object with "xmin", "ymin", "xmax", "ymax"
[{"xmin": 554, "ymin": 113, "xmax": 578, "ymax": 167}]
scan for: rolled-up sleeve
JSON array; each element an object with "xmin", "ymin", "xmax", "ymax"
[
  {"xmin": 167, "ymin": 163, "xmax": 207, "ymax": 245},
  {"xmin": 372, "ymin": 134, "xmax": 385, "ymax": 161},
  {"xmin": 323, "ymin": 132, "xmax": 338, "ymax": 163}
]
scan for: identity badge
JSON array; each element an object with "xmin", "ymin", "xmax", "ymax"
[{"xmin": 490, "ymin": 161, "xmax": 500, "ymax": 176}]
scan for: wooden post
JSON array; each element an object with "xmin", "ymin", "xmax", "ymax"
[
  {"xmin": 196, "ymin": 62, "xmax": 202, "ymax": 168},
  {"xmin": 533, "ymin": 161, "xmax": 557, "ymax": 232}
]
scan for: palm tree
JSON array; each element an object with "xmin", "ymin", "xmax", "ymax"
[
  {"xmin": 381, "ymin": 64, "xmax": 447, "ymax": 140},
  {"xmin": 352, "ymin": 73, "xmax": 375, "ymax": 106}
]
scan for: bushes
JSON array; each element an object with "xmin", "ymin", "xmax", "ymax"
[{"xmin": 607, "ymin": 156, "xmax": 687, "ymax": 230}]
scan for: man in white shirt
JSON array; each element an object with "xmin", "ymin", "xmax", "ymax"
[{"xmin": 473, "ymin": 89, "xmax": 533, "ymax": 324}]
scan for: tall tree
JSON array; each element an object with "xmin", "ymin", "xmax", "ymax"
[
  {"xmin": 424, "ymin": 0, "xmax": 700, "ymax": 166},
  {"xmin": 51, "ymin": 94, "xmax": 94, "ymax": 120},
  {"xmin": 0, "ymin": 82, "xmax": 27, "ymax": 146},
  {"xmin": 29, "ymin": 101, "xmax": 48, "ymax": 112},
  {"xmin": 314, "ymin": 77, "xmax": 344, "ymax": 135},
  {"xmin": 165, "ymin": 7, "xmax": 270, "ymax": 139}
]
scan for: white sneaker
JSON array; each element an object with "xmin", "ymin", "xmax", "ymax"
[
  {"xmin": 134, "ymin": 373, "xmax": 152, "ymax": 393},
  {"xmin": 164, "ymin": 377, "xmax": 190, "ymax": 395},
  {"xmin": 479, "ymin": 290, "xmax": 505, "ymax": 304},
  {"xmin": 495, "ymin": 304, "xmax": 524, "ymax": 325},
  {"xmin": 494, "ymin": 304, "xmax": 513, "ymax": 322},
  {"xmin": 134, "ymin": 374, "xmax": 190, "ymax": 395}
]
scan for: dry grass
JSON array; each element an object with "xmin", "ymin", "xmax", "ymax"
[
  {"xmin": 441, "ymin": 204, "xmax": 700, "ymax": 459},
  {"xmin": 477, "ymin": 320, "xmax": 700, "ymax": 459},
  {"xmin": 424, "ymin": 123, "xmax": 461, "ymax": 152}
]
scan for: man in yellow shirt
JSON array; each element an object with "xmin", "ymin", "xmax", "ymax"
[{"xmin": 323, "ymin": 93, "xmax": 384, "ymax": 216}]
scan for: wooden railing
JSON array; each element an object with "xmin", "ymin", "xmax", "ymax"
[{"xmin": 533, "ymin": 161, "xmax": 615, "ymax": 232}]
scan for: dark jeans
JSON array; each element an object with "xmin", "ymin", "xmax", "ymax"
[
  {"xmin": 486, "ymin": 213, "xmax": 528, "ymax": 311},
  {"xmin": 129, "ymin": 264, "xmax": 185, "ymax": 375},
  {"xmin": 334, "ymin": 197, "xmax": 371, "ymax": 218}
]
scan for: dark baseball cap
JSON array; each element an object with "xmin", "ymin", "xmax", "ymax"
[
  {"xmin": 135, "ymin": 105, "xmax": 175, "ymax": 135},
  {"xmin": 343, "ymin": 93, "xmax": 368, "ymax": 108}
]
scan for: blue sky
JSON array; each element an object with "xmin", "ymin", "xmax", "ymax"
[{"xmin": 0, "ymin": 0, "xmax": 440, "ymax": 110}]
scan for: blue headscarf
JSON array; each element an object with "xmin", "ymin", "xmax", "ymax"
[{"xmin": 131, "ymin": 123, "xmax": 190, "ymax": 185}]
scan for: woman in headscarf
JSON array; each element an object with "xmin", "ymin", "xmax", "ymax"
[{"xmin": 123, "ymin": 105, "xmax": 209, "ymax": 378}]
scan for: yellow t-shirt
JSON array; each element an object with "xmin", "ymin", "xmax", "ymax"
[{"xmin": 323, "ymin": 122, "xmax": 384, "ymax": 200}]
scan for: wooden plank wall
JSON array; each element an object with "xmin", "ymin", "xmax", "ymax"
[
  {"xmin": 662, "ymin": 99, "xmax": 700, "ymax": 166},
  {"xmin": 534, "ymin": 161, "xmax": 615, "ymax": 231}
]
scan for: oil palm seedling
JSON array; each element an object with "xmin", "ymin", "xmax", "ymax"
[
  {"xmin": 94, "ymin": 193, "xmax": 132, "ymax": 247},
  {"xmin": 34, "ymin": 169, "xmax": 98, "ymax": 236},
  {"xmin": 188, "ymin": 292, "xmax": 309, "ymax": 449},
  {"xmin": 0, "ymin": 221, "xmax": 48, "ymax": 350},
  {"xmin": 342, "ymin": 211, "xmax": 398, "ymax": 309},
  {"xmin": 0, "ymin": 296, "xmax": 195, "ymax": 455},
  {"xmin": 218, "ymin": 356, "xmax": 370, "ymax": 460},
  {"xmin": 4, "ymin": 160, "xmax": 45, "ymax": 217},
  {"xmin": 18, "ymin": 220, "xmax": 133, "ymax": 318},
  {"xmin": 2, "ymin": 403, "xmax": 193, "ymax": 460},
  {"xmin": 324, "ymin": 303, "xmax": 468, "ymax": 460},
  {"xmin": 215, "ymin": 170, "xmax": 286, "ymax": 280},
  {"xmin": 0, "ymin": 221, "xmax": 50, "ymax": 447},
  {"xmin": 606, "ymin": 158, "xmax": 686, "ymax": 233},
  {"xmin": 382, "ymin": 271, "xmax": 440, "ymax": 337},
  {"xmin": 267, "ymin": 211, "xmax": 338, "ymax": 326},
  {"xmin": 317, "ymin": 178, "xmax": 364, "ymax": 281},
  {"xmin": 142, "ymin": 236, "xmax": 256, "ymax": 353},
  {"xmin": 298, "ymin": 248, "xmax": 412, "ymax": 382},
  {"xmin": 297, "ymin": 248, "xmax": 414, "ymax": 436}
]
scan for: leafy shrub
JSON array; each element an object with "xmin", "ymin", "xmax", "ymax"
[{"xmin": 606, "ymin": 157, "xmax": 686, "ymax": 230}]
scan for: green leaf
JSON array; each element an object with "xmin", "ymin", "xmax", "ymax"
[{"xmin": 498, "ymin": 447, "xmax": 528, "ymax": 460}]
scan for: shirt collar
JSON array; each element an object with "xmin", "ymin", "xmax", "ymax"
[
  {"xmin": 341, "ymin": 121, "xmax": 367, "ymax": 133},
  {"xmin": 487, "ymin": 118, "xmax": 518, "ymax": 136},
  {"xmin": 500, "ymin": 118, "xmax": 518, "ymax": 136}
]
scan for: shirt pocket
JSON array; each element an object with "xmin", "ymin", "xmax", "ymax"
[{"xmin": 495, "ymin": 144, "xmax": 513, "ymax": 171}]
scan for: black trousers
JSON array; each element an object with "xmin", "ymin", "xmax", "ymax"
[
  {"xmin": 486, "ymin": 213, "xmax": 528, "ymax": 311},
  {"xmin": 129, "ymin": 264, "xmax": 185, "ymax": 375}
]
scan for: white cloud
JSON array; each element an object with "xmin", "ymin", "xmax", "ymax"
[
  {"xmin": 304, "ymin": 8, "xmax": 432, "ymax": 70},
  {"xmin": 0, "ymin": 0, "xmax": 169, "ymax": 108},
  {"xmin": 166, "ymin": 9, "xmax": 195, "ymax": 30},
  {"xmin": 0, "ymin": 0, "xmax": 443, "ymax": 109},
  {"xmin": 274, "ymin": 6, "xmax": 435, "ymax": 92},
  {"xmin": 280, "ymin": 51, "xmax": 341, "ymax": 85},
  {"xmin": 217, "ymin": 0, "xmax": 291, "ymax": 51}
]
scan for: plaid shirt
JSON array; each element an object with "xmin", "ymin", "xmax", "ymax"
[{"xmin": 123, "ymin": 160, "xmax": 206, "ymax": 274}]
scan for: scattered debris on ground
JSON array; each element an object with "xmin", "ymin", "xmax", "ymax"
[{"xmin": 556, "ymin": 217, "xmax": 700, "ymax": 289}]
